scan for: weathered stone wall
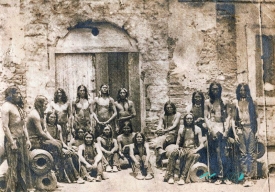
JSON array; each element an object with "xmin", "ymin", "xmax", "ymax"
[
  {"xmin": 19, "ymin": 0, "xmax": 170, "ymax": 115},
  {"xmin": 0, "ymin": 1, "xmax": 26, "ymax": 108},
  {"xmin": 0, "ymin": 0, "xmax": 274, "ymax": 146}
]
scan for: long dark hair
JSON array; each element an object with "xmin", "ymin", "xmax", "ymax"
[
  {"xmin": 46, "ymin": 111, "xmax": 58, "ymax": 126},
  {"xmin": 181, "ymin": 113, "xmax": 198, "ymax": 147},
  {"xmin": 133, "ymin": 132, "xmax": 146, "ymax": 151},
  {"xmin": 208, "ymin": 82, "xmax": 226, "ymax": 122},
  {"xmin": 164, "ymin": 101, "xmax": 176, "ymax": 116},
  {"xmin": 84, "ymin": 131, "xmax": 94, "ymax": 145},
  {"xmin": 192, "ymin": 91, "xmax": 204, "ymax": 112},
  {"xmin": 54, "ymin": 88, "xmax": 68, "ymax": 103},
  {"xmin": 4, "ymin": 86, "xmax": 24, "ymax": 109},
  {"xmin": 99, "ymin": 84, "xmax": 110, "ymax": 97},
  {"xmin": 75, "ymin": 128, "xmax": 84, "ymax": 140},
  {"xmin": 117, "ymin": 88, "xmax": 129, "ymax": 102},
  {"xmin": 76, "ymin": 85, "xmax": 88, "ymax": 103},
  {"xmin": 121, "ymin": 120, "xmax": 133, "ymax": 134},
  {"xmin": 236, "ymin": 83, "xmax": 257, "ymax": 133},
  {"xmin": 102, "ymin": 124, "xmax": 113, "ymax": 139},
  {"xmin": 34, "ymin": 95, "xmax": 47, "ymax": 118}
]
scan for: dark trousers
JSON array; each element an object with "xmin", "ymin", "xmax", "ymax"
[
  {"xmin": 208, "ymin": 132, "xmax": 231, "ymax": 179},
  {"xmin": 238, "ymin": 127, "xmax": 257, "ymax": 179},
  {"xmin": 165, "ymin": 148, "xmax": 200, "ymax": 181}
]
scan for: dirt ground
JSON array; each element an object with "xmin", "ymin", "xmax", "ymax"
[{"xmin": 57, "ymin": 166, "xmax": 272, "ymax": 192}]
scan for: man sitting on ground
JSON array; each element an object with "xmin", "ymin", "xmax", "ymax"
[
  {"xmin": 97, "ymin": 125, "xmax": 119, "ymax": 172},
  {"xmin": 117, "ymin": 120, "xmax": 136, "ymax": 169},
  {"xmin": 78, "ymin": 131, "xmax": 104, "ymax": 182}
]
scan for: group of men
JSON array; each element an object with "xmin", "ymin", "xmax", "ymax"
[
  {"xmin": 1, "ymin": 81, "xmax": 259, "ymax": 191},
  {"xmin": 154, "ymin": 82, "xmax": 258, "ymax": 187}
]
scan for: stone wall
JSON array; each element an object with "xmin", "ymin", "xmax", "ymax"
[
  {"xmin": 0, "ymin": 1, "xmax": 26, "ymax": 108},
  {"xmin": 0, "ymin": 0, "xmax": 274, "ymax": 146}
]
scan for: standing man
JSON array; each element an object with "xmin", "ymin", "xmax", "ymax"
[
  {"xmin": 50, "ymin": 88, "xmax": 72, "ymax": 143},
  {"xmin": 72, "ymin": 85, "xmax": 93, "ymax": 133},
  {"xmin": 1, "ymin": 86, "xmax": 34, "ymax": 192},
  {"xmin": 204, "ymin": 82, "xmax": 231, "ymax": 185},
  {"xmin": 164, "ymin": 113, "xmax": 204, "ymax": 185},
  {"xmin": 232, "ymin": 83, "xmax": 258, "ymax": 187},
  {"xmin": 91, "ymin": 84, "xmax": 117, "ymax": 138},
  {"xmin": 115, "ymin": 88, "xmax": 136, "ymax": 135},
  {"xmin": 154, "ymin": 101, "xmax": 181, "ymax": 167}
]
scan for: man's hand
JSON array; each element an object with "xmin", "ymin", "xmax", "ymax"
[
  {"xmin": 26, "ymin": 139, "xmax": 32, "ymax": 150},
  {"xmin": 11, "ymin": 141, "xmax": 18, "ymax": 150},
  {"xmin": 235, "ymin": 135, "xmax": 240, "ymax": 144},
  {"xmin": 156, "ymin": 129, "xmax": 164, "ymax": 136}
]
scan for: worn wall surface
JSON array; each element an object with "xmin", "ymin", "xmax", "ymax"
[{"xmin": 0, "ymin": 0, "xmax": 274, "ymax": 146}]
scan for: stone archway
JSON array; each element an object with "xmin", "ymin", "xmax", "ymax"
[{"xmin": 48, "ymin": 22, "xmax": 142, "ymax": 132}]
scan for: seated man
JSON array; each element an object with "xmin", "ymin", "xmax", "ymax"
[
  {"xmin": 46, "ymin": 111, "xmax": 84, "ymax": 184},
  {"xmin": 78, "ymin": 131, "xmax": 104, "ymax": 182},
  {"xmin": 164, "ymin": 113, "xmax": 203, "ymax": 185},
  {"xmin": 117, "ymin": 120, "xmax": 136, "ymax": 169},
  {"xmin": 129, "ymin": 132, "xmax": 153, "ymax": 180},
  {"xmin": 97, "ymin": 125, "xmax": 119, "ymax": 172},
  {"xmin": 154, "ymin": 101, "xmax": 181, "ymax": 167},
  {"xmin": 68, "ymin": 128, "xmax": 85, "ymax": 150}
]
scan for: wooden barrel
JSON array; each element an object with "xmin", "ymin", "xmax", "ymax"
[
  {"xmin": 189, "ymin": 162, "xmax": 208, "ymax": 183},
  {"xmin": 29, "ymin": 149, "xmax": 54, "ymax": 175},
  {"xmin": 35, "ymin": 171, "xmax": 57, "ymax": 191}
]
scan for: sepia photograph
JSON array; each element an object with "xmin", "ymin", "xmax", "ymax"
[{"xmin": 0, "ymin": 0, "xmax": 274, "ymax": 191}]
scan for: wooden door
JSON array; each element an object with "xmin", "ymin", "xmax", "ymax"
[
  {"xmin": 55, "ymin": 53, "xmax": 96, "ymax": 103},
  {"xmin": 95, "ymin": 52, "xmax": 141, "ymax": 132}
]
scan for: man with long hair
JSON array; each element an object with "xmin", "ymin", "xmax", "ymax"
[
  {"xmin": 129, "ymin": 132, "xmax": 154, "ymax": 180},
  {"xmin": 26, "ymin": 95, "xmax": 62, "ymax": 177},
  {"xmin": 154, "ymin": 101, "xmax": 181, "ymax": 167},
  {"xmin": 72, "ymin": 85, "xmax": 93, "ymax": 133},
  {"xmin": 117, "ymin": 120, "xmax": 136, "ymax": 169},
  {"xmin": 204, "ymin": 82, "xmax": 231, "ymax": 185},
  {"xmin": 97, "ymin": 125, "xmax": 119, "ymax": 172},
  {"xmin": 186, "ymin": 91, "xmax": 207, "ymax": 164},
  {"xmin": 91, "ymin": 84, "xmax": 117, "ymax": 138},
  {"xmin": 1, "ymin": 86, "xmax": 34, "ymax": 192},
  {"xmin": 78, "ymin": 131, "xmax": 104, "ymax": 182},
  {"xmin": 232, "ymin": 83, "xmax": 258, "ymax": 187},
  {"xmin": 164, "ymin": 113, "xmax": 203, "ymax": 185},
  {"xmin": 50, "ymin": 88, "xmax": 72, "ymax": 143},
  {"xmin": 115, "ymin": 88, "xmax": 136, "ymax": 135},
  {"xmin": 45, "ymin": 111, "xmax": 85, "ymax": 184}
]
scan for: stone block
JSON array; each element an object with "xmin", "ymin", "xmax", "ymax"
[{"xmin": 25, "ymin": 24, "xmax": 47, "ymax": 37}]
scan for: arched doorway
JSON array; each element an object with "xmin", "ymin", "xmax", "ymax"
[{"xmin": 50, "ymin": 23, "xmax": 142, "ymax": 132}]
